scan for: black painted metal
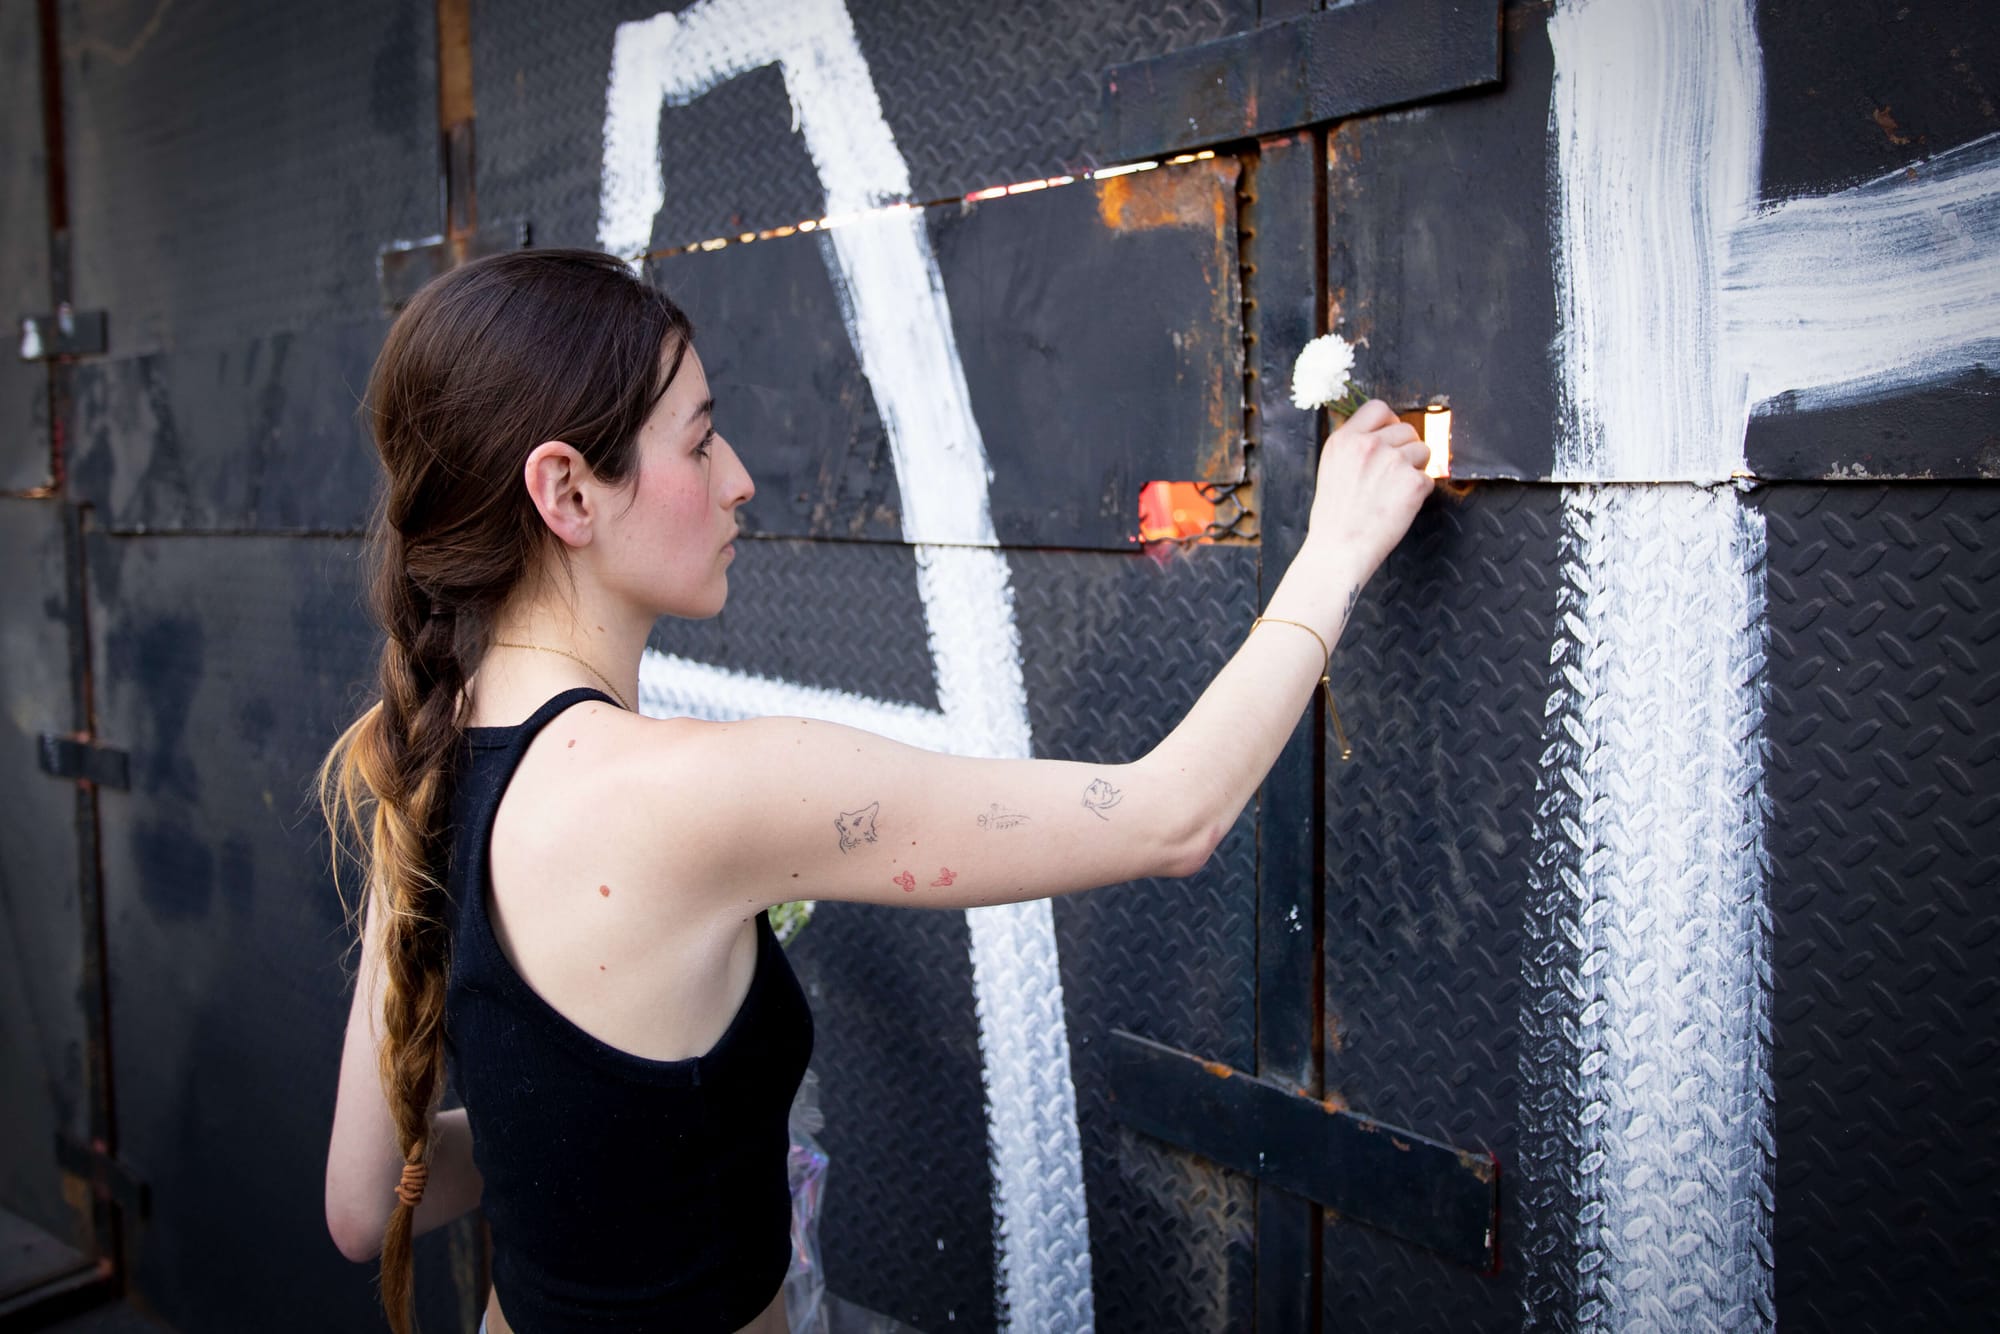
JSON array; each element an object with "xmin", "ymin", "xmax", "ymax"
[
  {"xmin": 83, "ymin": 531, "xmax": 472, "ymax": 1333},
  {"xmin": 1107, "ymin": 1030, "xmax": 1499, "ymax": 1270},
  {"xmin": 36, "ymin": 734, "xmax": 128, "ymax": 790},
  {"xmin": 17, "ymin": 307, "xmax": 106, "ymax": 361},
  {"xmin": 1034, "ymin": 542, "xmax": 1262, "ymax": 1334},
  {"xmin": 0, "ymin": 0, "xmax": 50, "ymax": 493},
  {"xmin": 1760, "ymin": 483, "xmax": 2000, "ymax": 1331},
  {"xmin": 473, "ymin": 0, "xmax": 1256, "ymax": 250},
  {"xmin": 59, "ymin": 0, "xmax": 439, "ymax": 534},
  {"xmin": 1325, "ymin": 3, "xmax": 1559, "ymax": 482},
  {"xmin": 0, "ymin": 499, "xmax": 92, "ymax": 1269},
  {"xmin": 1320, "ymin": 483, "xmax": 1562, "ymax": 1328},
  {"xmin": 655, "ymin": 158, "xmax": 1245, "ymax": 550},
  {"xmin": 1099, "ymin": 0, "xmax": 1501, "ymax": 164},
  {"xmin": 376, "ymin": 218, "xmax": 531, "ymax": 311},
  {"xmin": 1247, "ymin": 127, "xmax": 1324, "ymax": 1334}
]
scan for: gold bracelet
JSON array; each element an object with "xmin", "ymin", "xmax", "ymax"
[{"xmin": 1251, "ymin": 617, "xmax": 1353, "ymax": 762}]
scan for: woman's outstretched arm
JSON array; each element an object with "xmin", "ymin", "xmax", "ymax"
[{"xmin": 611, "ymin": 402, "xmax": 1430, "ymax": 916}]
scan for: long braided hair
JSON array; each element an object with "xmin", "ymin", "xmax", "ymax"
[{"xmin": 319, "ymin": 249, "xmax": 692, "ymax": 1330}]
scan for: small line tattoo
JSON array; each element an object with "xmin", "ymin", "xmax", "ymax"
[
  {"xmin": 976, "ymin": 803, "xmax": 1031, "ymax": 831},
  {"xmin": 1081, "ymin": 778, "xmax": 1124, "ymax": 820},
  {"xmin": 835, "ymin": 801, "xmax": 881, "ymax": 853},
  {"xmin": 893, "ymin": 870, "xmax": 917, "ymax": 893},
  {"xmin": 931, "ymin": 867, "xmax": 956, "ymax": 887}
]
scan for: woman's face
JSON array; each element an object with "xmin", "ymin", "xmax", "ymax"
[{"xmin": 593, "ymin": 342, "xmax": 754, "ymax": 620}]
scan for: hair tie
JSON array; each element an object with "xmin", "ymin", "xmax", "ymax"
[{"xmin": 396, "ymin": 1161, "xmax": 429, "ymax": 1208}]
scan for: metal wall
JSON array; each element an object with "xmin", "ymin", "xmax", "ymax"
[{"xmin": 2, "ymin": 2, "xmax": 1994, "ymax": 1333}]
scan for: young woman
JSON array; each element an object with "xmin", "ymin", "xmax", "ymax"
[{"xmin": 321, "ymin": 248, "xmax": 1432, "ymax": 1333}]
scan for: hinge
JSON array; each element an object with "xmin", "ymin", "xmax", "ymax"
[
  {"xmin": 37, "ymin": 733, "xmax": 130, "ymax": 790},
  {"xmin": 55, "ymin": 1135, "xmax": 150, "ymax": 1219},
  {"xmin": 377, "ymin": 218, "xmax": 531, "ymax": 311},
  {"xmin": 17, "ymin": 304, "xmax": 108, "ymax": 360}
]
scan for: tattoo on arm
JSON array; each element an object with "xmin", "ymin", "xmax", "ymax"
[
  {"xmin": 1341, "ymin": 585, "xmax": 1361, "ymax": 624},
  {"xmin": 931, "ymin": 867, "xmax": 956, "ymax": 887},
  {"xmin": 1081, "ymin": 778, "xmax": 1124, "ymax": 820},
  {"xmin": 835, "ymin": 801, "xmax": 881, "ymax": 853},
  {"xmin": 976, "ymin": 803, "xmax": 1030, "ymax": 831},
  {"xmin": 893, "ymin": 870, "xmax": 916, "ymax": 893}
]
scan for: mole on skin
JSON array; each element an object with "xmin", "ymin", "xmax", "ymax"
[{"xmin": 598, "ymin": 885, "xmax": 611, "ymax": 897}]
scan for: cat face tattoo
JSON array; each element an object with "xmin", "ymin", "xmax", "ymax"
[
  {"xmin": 835, "ymin": 801, "xmax": 881, "ymax": 853},
  {"xmin": 1081, "ymin": 778, "xmax": 1124, "ymax": 820}
]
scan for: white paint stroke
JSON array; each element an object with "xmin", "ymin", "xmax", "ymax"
[
  {"xmin": 606, "ymin": 5, "xmax": 1094, "ymax": 1329},
  {"xmin": 1724, "ymin": 130, "xmax": 2000, "ymax": 413},
  {"xmin": 1548, "ymin": 0, "xmax": 1763, "ymax": 480},
  {"xmin": 1547, "ymin": 485, "xmax": 1775, "ymax": 1333}
]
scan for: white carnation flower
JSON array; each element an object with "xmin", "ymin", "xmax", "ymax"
[{"xmin": 1290, "ymin": 333, "xmax": 1362, "ymax": 412}]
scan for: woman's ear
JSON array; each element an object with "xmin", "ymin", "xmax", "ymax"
[{"xmin": 523, "ymin": 441, "xmax": 595, "ymax": 547}]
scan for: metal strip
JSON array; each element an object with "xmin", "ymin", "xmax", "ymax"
[
  {"xmin": 1108, "ymin": 1030, "xmax": 1499, "ymax": 1270},
  {"xmin": 1099, "ymin": 0, "xmax": 1501, "ymax": 163}
]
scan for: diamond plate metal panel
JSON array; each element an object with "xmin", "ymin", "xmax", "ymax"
[
  {"xmin": 1, "ymin": 0, "xmax": 50, "ymax": 493},
  {"xmin": 63, "ymin": 0, "xmax": 436, "ymax": 354},
  {"xmin": 1759, "ymin": 483, "xmax": 2000, "ymax": 1332},
  {"xmin": 84, "ymin": 532, "xmax": 474, "ymax": 1332},
  {"xmin": 649, "ymin": 537, "xmax": 939, "ymax": 709},
  {"xmin": 1319, "ymin": 484, "xmax": 1565, "ymax": 1330},
  {"xmin": 474, "ymin": 0, "xmax": 1253, "ymax": 249},
  {"xmin": 1023, "ymin": 543, "xmax": 1260, "ymax": 1334},
  {"xmin": 787, "ymin": 903, "xmax": 996, "ymax": 1333}
]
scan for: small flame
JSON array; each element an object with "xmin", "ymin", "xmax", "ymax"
[{"xmin": 1423, "ymin": 407, "xmax": 1451, "ymax": 478}]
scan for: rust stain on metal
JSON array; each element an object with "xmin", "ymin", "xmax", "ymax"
[
  {"xmin": 1460, "ymin": 1149, "xmax": 1498, "ymax": 1184},
  {"xmin": 1871, "ymin": 105, "xmax": 1913, "ymax": 147},
  {"xmin": 1390, "ymin": 1136, "xmax": 1412, "ymax": 1152},
  {"xmin": 1200, "ymin": 1058, "xmax": 1235, "ymax": 1080},
  {"xmin": 1094, "ymin": 158, "xmax": 1228, "ymax": 235},
  {"xmin": 1326, "ymin": 1009, "xmax": 1347, "ymax": 1053}
]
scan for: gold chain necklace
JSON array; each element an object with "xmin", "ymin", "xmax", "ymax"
[{"xmin": 488, "ymin": 641, "xmax": 633, "ymax": 712}]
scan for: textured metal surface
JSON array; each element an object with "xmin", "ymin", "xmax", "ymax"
[
  {"xmin": 82, "ymin": 532, "xmax": 470, "ymax": 1332},
  {"xmin": 475, "ymin": 0, "xmax": 1255, "ymax": 249},
  {"xmin": 1325, "ymin": 2, "xmax": 1558, "ymax": 482},
  {"xmin": 1247, "ymin": 129, "xmax": 1322, "ymax": 1334},
  {"xmin": 786, "ymin": 902, "xmax": 997, "ymax": 1334},
  {"xmin": 1521, "ymin": 485, "xmax": 1774, "ymax": 1334},
  {"xmin": 1318, "ymin": 483, "xmax": 1563, "ymax": 1330},
  {"xmin": 649, "ymin": 538, "xmax": 940, "ymax": 710},
  {"xmin": 653, "ymin": 158, "xmax": 1244, "ymax": 550},
  {"xmin": 1759, "ymin": 483, "xmax": 2000, "ymax": 1332},
  {"xmin": 62, "ymin": 0, "xmax": 437, "ymax": 355},
  {"xmin": 66, "ymin": 318, "xmax": 391, "ymax": 533},
  {"xmin": 1108, "ymin": 1031, "xmax": 1499, "ymax": 1269},
  {"xmin": 1736, "ymin": 0, "xmax": 2000, "ymax": 481},
  {"xmin": 1029, "ymin": 543, "xmax": 1260, "ymax": 1334},
  {"xmin": 1100, "ymin": 0, "xmax": 1502, "ymax": 163},
  {"xmin": 56, "ymin": 0, "xmax": 436, "ymax": 533},
  {"xmin": 0, "ymin": 0, "xmax": 50, "ymax": 492},
  {"xmin": 0, "ymin": 499, "xmax": 89, "ymax": 1253}
]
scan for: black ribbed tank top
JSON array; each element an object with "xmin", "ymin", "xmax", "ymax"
[{"xmin": 443, "ymin": 688, "xmax": 815, "ymax": 1331}]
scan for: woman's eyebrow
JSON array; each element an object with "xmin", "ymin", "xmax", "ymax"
[{"xmin": 688, "ymin": 396, "xmax": 715, "ymax": 424}]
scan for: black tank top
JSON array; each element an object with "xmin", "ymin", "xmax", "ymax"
[{"xmin": 443, "ymin": 688, "xmax": 815, "ymax": 1331}]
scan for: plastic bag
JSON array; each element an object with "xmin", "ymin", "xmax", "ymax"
[{"xmin": 782, "ymin": 1066, "xmax": 830, "ymax": 1334}]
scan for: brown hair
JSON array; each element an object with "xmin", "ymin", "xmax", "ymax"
[{"xmin": 319, "ymin": 249, "xmax": 693, "ymax": 1330}]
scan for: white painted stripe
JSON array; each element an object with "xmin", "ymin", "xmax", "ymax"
[
  {"xmin": 1547, "ymin": 0, "xmax": 1763, "ymax": 481},
  {"xmin": 603, "ymin": 5, "xmax": 1093, "ymax": 1328},
  {"xmin": 1724, "ymin": 131, "xmax": 2000, "ymax": 413},
  {"xmin": 1548, "ymin": 485, "xmax": 1775, "ymax": 1333}
]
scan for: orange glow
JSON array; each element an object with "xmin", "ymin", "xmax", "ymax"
[
  {"xmin": 1136, "ymin": 480, "xmax": 1216, "ymax": 545},
  {"xmin": 1423, "ymin": 407, "xmax": 1451, "ymax": 478}
]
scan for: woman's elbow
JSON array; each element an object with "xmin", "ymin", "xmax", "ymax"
[
  {"xmin": 327, "ymin": 1199, "xmax": 383, "ymax": 1264},
  {"xmin": 1159, "ymin": 819, "xmax": 1225, "ymax": 880}
]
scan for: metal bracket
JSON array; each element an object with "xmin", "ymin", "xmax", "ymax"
[
  {"xmin": 377, "ymin": 218, "xmax": 531, "ymax": 310},
  {"xmin": 18, "ymin": 305, "xmax": 108, "ymax": 361},
  {"xmin": 1107, "ymin": 1029, "xmax": 1499, "ymax": 1270},
  {"xmin": 55, "ymin": 1135, "xmax": 150, "ymax": 1219},
  {"xmin": 37, "ymin": 734, "xmax": 130, "ymax": 790},
  {"xmin": 1098, "ymin": 0, "xmax": 1502, "ymax": 163}
]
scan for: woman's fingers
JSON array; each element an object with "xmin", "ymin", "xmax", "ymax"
[{"xmin": 1340, "ymin": 399, "xmax": 1399, "ymax": 434}]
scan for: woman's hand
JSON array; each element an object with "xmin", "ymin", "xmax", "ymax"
[{"xmin": 1304, "ymin": 399, "xmax": 1434, "ymax": 584}]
